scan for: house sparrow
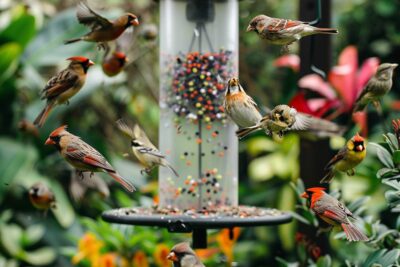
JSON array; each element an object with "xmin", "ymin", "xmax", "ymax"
[
  {"xmin": 223, "ymin": 77, "xmax": 262, "ymax": 128},
  {"xmin": 167, "ymin": 242, "xmax": 205, "ymax": 267},
  {"xmin": 29, "ymin": 182, "xmax": 56, "ymax": 212},
  {"xmin": 247, "ymin": 15, "xmax": 338, "ymax": 51},
  {"xmin": 116, "ymin": 119, "xmax": 179, "ymax": 177},
  {"xmin": 301, "ymin": 187, "xmax": 368, "ymax": 242},
  {"xmin": 353, "ymin": 63, "xmax": 398, "ymax": 113},
  {"xmin": 320, "ymin": 133, "xmax": 366, "ymax": 184},
  {"xmin": 33, "ymin": 56, "xmax": 94, "ymax": 128},
  {"xmin": 65, "ymin": 1, "xmax": 139, "ymax": 48},
  {"xmin": 45, "ymin": 125, "xmax": 136, "ymax": 192}
]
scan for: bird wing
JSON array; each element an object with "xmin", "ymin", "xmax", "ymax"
[
  {"xmin": 314, "ymin": 194, "xmax": 351, "ymax": 223},
  {"xmin": 355, "ymin": 80, "xmax": 373, "ymax": 103},
  {"xmin": 116, "ymin": 27, "xmax": 134, "ymax": 52},
  {"xmin": 41, "ymin": 69, "xmax": 79, "ymax": 99},
  {"xmin": 288, "ymin": 113, "xmax": 313, "ymax": 131},
  {"xmin": 267, "ymin": 19, "xmax": 305, "ymax": 32},
  {"xmin": 116, "ymin": 119, "xmax": 136, "ymax": 139},
  {"xmin": 77, "ymin": 1, "xmax": 113, "ymax": 31},
  {"xmin": 66, "ymin": 140, "xmax": 115, "ymax": 172},
  {"xmin": 324, "ymin": 146, "xmax": 347, "ymax": 170},
  {"xmin": 137, "ymin": 147, "xmax": 165, "ymax": 158}
]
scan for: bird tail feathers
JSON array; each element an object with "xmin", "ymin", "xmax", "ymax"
[
  {"xmin": 341, "ymin": 223, "xmax": 368, "ymax": 242},
  {"xmin": 107, "ymin": 171, "xmax": 136, "ymax": 192},
  {"xmin": 315, "ymin": 28, "xmax": 339, "ymax": 34},
  {"xmin": 34, "ymin": 103, "xmax": 54, "ymax": 128},
  {"xmin": 64, "ymin": 38, "xmax": 82, "ymax": 44},
  {"xmin": 236, "ymin": 125, "xmax": 260, "ymax": 139}
]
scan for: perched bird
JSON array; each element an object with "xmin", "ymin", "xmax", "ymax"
[
  {"xmin": 223, "ymin": 77, "xmax": 262, "ymax": 128},
  {"xmin": 45, "ymin": 125, "xmax": 135, "ymax": 192},
  {"xmin": 101, "ymin": 28, "xmax": 133, "ymax": 77},
  {"xmin": 65, "ymin": 1, "xmax": 139, "ymax": 48},
  {"xmin": 353, "ymin": 63, "xmax": 398, "ymax": 113},
  {"xmin": 29, "ymin": 182, "xmax": 56, "ymax": 212},
  {"xmin": 116, "ymin": 119, "xmax": 179, "ymax": 177},
  {"xmin": 320, "ymin": 133, "xmax": 366, "ymax": 184},
  {"xmin": 33, "ymin": 56, "xmax": 94, "ymax": 128},
  {"xmin": 18, "ymin": 119, "xmax": 39, "ymax": 137},
  {"xmin": 167, "ymin": 242, "xmax": 205, "ymax": 267},
  {"xmin": 301, "ymin": 187, "xmax": 368, "ymax": 242},
  {"xmin": 247, "ymin": 15, "xmax": 338, "ymax": 51}
]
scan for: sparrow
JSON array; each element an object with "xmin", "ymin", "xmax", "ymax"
[
  {"xmin": 101, "ymin": 28, "xmax": 133, "ymax": 77},
  {"xmin": 223, "ymin": 77, "xmax": 262, "ymax": 128},
  {"xmin": 320, "ymin": 133, "xmax": 366, "ymax": 184},
  {"xmin": 247, "ymin": 15, "xmax": 338, "ymax": 51},
  {"xmin": 65, "ymin": 1, "xmax": 139, "ymax": 47},
  {"xmin": 69, "ymin": 172, "xmax": 110, "ymax": 202},
  {"xmin": 353, "ymin": 63, "xmax": 398, "ymax": 113},
  {"xmin": 116, "ymin": 119, "xmax": 179, "ymax": 177},
  {"xmin": 45, "ymin": 125, "xmax": 136, "ymax": 192},
  {"xmin": 301, "ymin": 187, "xmax": 368, "ymax": 242},
  {"xmin": 167, "ymin": 242, "xmax": 205, "ymax": 267},
  {"xmin": 33, "ymin": 56, "xmax": 94, "ymax": 128},
  {"xmin": 29, "ymin": 182, "xmax": 56, "ymax": 212}
]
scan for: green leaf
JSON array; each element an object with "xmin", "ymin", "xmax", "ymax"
[
  {"xmin": 393, "ymin": 151, "xmax": 400, "ymax": 165},
  {"xmin": 0, "ymin": 43, "xmax": 22, "ymax": 86},
  {"xmin": 377, "ymin": 168, "xmax": 399, "ymax": 179},
  {"xmin": 0, "ymin": 223, "xmax": 23, "ymax": 256},
  {"xmin": 370, "ymin": 142, "xmax": 394, "ymax": 168},
  {"xmin": 316, "ymin": 255, "xmax": 332, "ymax": 267},
  {"xmin": 0, "ymin": 13, "xmax": 36, "ymax": 47},
  {"xmin": 363, "ymin": 249, "xmax": 400, "ymax": 267},
  {"xmin": 22, "ymin": 225, "xmax": 45, "ymax": 247},
  {"xmin": 22, "ymin": 247, "xmax": 56, "ymax": 266}
]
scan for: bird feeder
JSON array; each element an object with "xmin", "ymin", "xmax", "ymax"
[{"xmin": 102, "ymin": 0, "xmax": 291, "ymax": 249}]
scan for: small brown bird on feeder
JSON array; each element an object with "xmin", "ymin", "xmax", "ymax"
[
  {"xmin": 247, "ymin": 15, "xmax": 338, "ymax": 52},
  {"xmin": 167, "ymin": 242, "xmax": 205, "ymax": 267}
]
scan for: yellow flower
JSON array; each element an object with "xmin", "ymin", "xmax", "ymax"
[
  {"xmin": 154, "ymin": 244, "xmax": 170, "ymax": 267},
  {"xmin": 132, "ymin": 250, "xmax": 149, "ymax": 267},
  {"xmin": 72, "ymin": 232, "xmax": 104, "ymax": 265},
  {"xmin": 216, "ymin": 228, "xmax": 241, "ymax": 264}
]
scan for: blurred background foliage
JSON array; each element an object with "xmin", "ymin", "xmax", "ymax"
[{"xmin": 0, "ymin": 0, "xmax": 400, "ymax": 266}]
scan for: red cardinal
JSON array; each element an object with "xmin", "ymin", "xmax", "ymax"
[
  {"xmin": 34, "ymin": 56, "xmax": 94, "ymax": 128},
  {"xmin": 301, "ymin": 187, "xmax": 368, "ymax": 242},
  {"xmin": 45, "ymin": 125, "xmax": 135, "ymax": 192},
  {"xmin": 102, "ymin": 51, "xmax": 128, "ymax": 77},
  {"xmin": 65, "ymin": 1, "xmax": 139, "ymax": 46}
]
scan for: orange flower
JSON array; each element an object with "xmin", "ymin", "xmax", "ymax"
[
  {"xmin": 72, "ymin": 232, "xmax": 104, "ymax": 265},
  {"xmin": 154, "ymin": 244, "xmax": 170, "ymax": 267},
  {"xmin": 216, "ymin": 228, "xmax": 241, "ymax": 264},
  {"xmin": 132, "ymin": 250, "xmax": 149, "ymax": 267},
  {"xmin": 97, "ymin": 253, "xmax": 128, "ymax": 267}
]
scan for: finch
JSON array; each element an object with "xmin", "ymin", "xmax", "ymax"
[
  {"xmin": 353, "ymin": 63, "xmax": 398, "ymax": 113},
  {"xmin": 223, "ymin": 77, "xmax": 262, "ymax": 128},
  {"xmin": 65, "ymin": 1, "xmax": 139, "ymax": 47},
  {"xmin": 29, "ymin": 182, "xmax": 56, "ymax": 212},
  {"xmin": 33, "ymin": 56, "xmax": 94, "ymax": 128},
  {"xmin": 320, "ymin": 133, "xmax": 366, "ymax": 184},
  {"xmin": 45, "ymin": 125, "xmax": 135, "ymax": 192},
  {"xmin": 116, "ymin": 119, "xmax": 179, "ymax": 177},
  {"xmin": 247, "ymin": 15, "xmax": 338, "ymax": 51},
  {"xmin": 167, "ymin": 242, "xmax": 205, "ymax": 267},
  {"xmin": 301, "ymin": 187, "xmax": 368, "ymax": 242}
]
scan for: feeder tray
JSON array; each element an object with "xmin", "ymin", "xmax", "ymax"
[{"xmin": 102, "ymin": 205, "xmax": 292, "ymax": 248}]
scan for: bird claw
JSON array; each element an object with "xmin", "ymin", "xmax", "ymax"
[
  {"xmin": 280, "ymin": 45, "xmax": 290, "ymax": 54},
  {"xmin": 347, "ymin": 169, "xmax": 355, "ymax": 176},
  {"xmin": 140, "ymin": 168, "xmax": 151, "ymax": 176},
  {"xmin": 76, "ymin": 171, "xmax": 84, "ymax": 180},
  {"xmin": 97, "ymin": 42, "xmax": 109, "ymax": 51}
]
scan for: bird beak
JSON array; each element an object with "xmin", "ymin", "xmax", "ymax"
[
  {"xmin": 45, "ymin": 138, "xmax": 55, "ymax": 145},
  {"xmin": 246, "ymin": 25, "xmax": 254, "ymax": 32},
  {"xmin": 300, "ymin": 192, "xmax": 308, "ymax": 199},
  {"xmin": 167, "ymin": 252, "xmax": 178, "ymax": 262},
  {"xmin": 132, "ymin": 18, "xmax": 139, "ymax": 26},
  {"xmin": 356, "ymin": 144, "xmax": 364, "ymax": 151},
  {"xmin": 88, "ymin": 60, "xmax": 95, "ymax": 66}
]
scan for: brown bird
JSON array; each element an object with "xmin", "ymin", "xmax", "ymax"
[
  {"xmin": 353, "ymin": 63, "xmax": 398, "ymax": 113},
  {"xmin": 65, "ymin": 1, "xmax": 139, "ymax": 47},
  {"xmin": 167, "ymin": 242, "xmax": 205, "ymax": 267},
  {"xmin": 69, "ymin": 172, "xmax": 110, "ymax": 202},
  {"xmin": 29, "ymin": 182, "xmax": 56, "ymax": 213},
  {"xmin": 45, "ymin": 125, "xmax": 136, "ymax": 192},
  {"xmin": 301, "ymin": 187, "xmax": 368, "ymax": 242},
  {"xmin": 223, "ymin": 77, "xmax": 262, "ymax": 128},
  {"xmin": 247, "ymin": 15, "xmax": 338, "ymax": 51},
  {"xmin": 33, "ymin": 56, "xmax": 94, "ymax": 128}
]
